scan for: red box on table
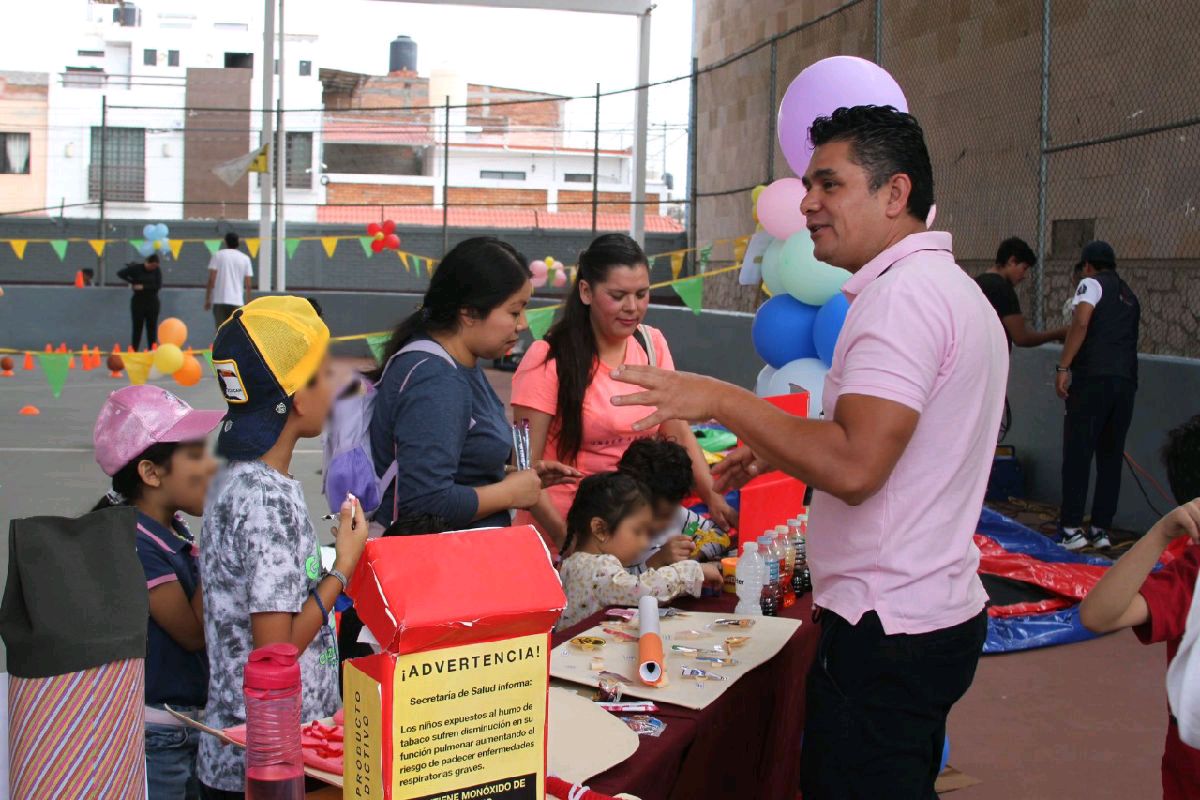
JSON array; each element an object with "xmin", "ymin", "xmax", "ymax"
[
  {"xmin": 343, "ymin": 526, "xmax": 566, "ymax": 800},
  {"xmin": 735, "ymin": 391, "xmax": 809, "ymax": 553}
]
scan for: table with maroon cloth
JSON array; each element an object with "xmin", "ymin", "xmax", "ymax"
[{"xmin": 551, "ymin": 592, "xmax": 819, "ymax": 800}]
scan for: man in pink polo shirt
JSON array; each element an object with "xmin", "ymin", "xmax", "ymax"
[{"xmin": 611, "ymin": 106, "xmax": 1007, "ymax": 798}]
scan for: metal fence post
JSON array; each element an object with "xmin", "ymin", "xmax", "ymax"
[
  {"xmin": 1034, "ymin": 0, "xmax": 1051, "ymax": 329},
  {"xmin": 687, "ymin": 56, "xmax": 699, "ymax": 265},
  {"xmin": 442, "ymin": 96, "xmax": 450, "ymax": 257},
  {"xmin": 98, "ymin": 94, "xmax": 107, "ymax": 286},
  {"xmin": 875, "ymin": 0, "xmax": 884, "ymax": 65},
  {"xmin": 591, "ymin": 83, "xmax": 600, "ymax": 237},
  {"xmin": 767, "ymin": 41, "xmax": 777, "ymax": 183}
]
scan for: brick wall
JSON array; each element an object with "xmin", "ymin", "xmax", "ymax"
[
  {"xmin": 326, "ymin": 183, "xmax": 434, "ymax": 206},
  {"xmin": 447, "ymin": 187, "xmax": 547, "ymax": 208},
  {"xmin": 557, "ymin": 190, "xmax": 660, "ymax": 214}
]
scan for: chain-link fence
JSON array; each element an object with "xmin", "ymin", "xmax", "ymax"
[{"xmin": 693, "ymin": 0, "xmax": 1200, "ymax": 358}]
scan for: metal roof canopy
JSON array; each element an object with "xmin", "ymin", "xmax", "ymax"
[{"xmin": 368, "ymin": 0, "xmax": 655, "ymax": 246}]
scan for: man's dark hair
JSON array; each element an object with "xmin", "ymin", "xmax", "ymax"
[
  {"xmin": 145, "ymin": 253, "xmax": 160, "ymax": 264},
  {"xmin": 617, "ymin": 437, "xmax": 694, "ymax": 506},
  {"xmin": 1163, "ymin": 416, "xmax": 1200, "ymax": 504},
  {"xmin": 996, "ymin": 237, "xmax": 1036, "ymax": 268},
  {"xmin": 1088, "ymin": 259, "xmax": 1116, "ymax": 271},
  {"xmin": 382, "ymin": 512, "xmax": 445, "ymax": 537},
  {"xmin": 224, "ymin": 232, "xmax": 240, "ymax": 249},
  {"xmin": 809, "ymin": 105, "xmax": 934, "ymax": 222}
]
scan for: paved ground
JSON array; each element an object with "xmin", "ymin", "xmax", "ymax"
[{"xmin": 0, "ymin": 363, "xmax": 1172, "ymax": 797}]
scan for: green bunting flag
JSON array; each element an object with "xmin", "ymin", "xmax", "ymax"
[
  {"xmin": 49, "ymin": 240, "xmax": 69, "ymax": 261},
  {"xmin": 130, "ymin": 239, "xmax": 144, "ymax": 254},
  {"xmin": 201, "ymin": 350, "xmax": 215, "ymax": 373},
  {"xmin": 37, "ymin": 353, "xmax": 71, "ymax": 398},
  {"xmin": 285, "ymin": 238, "xmax": 301, "ymax": 259},
  {"xmin": 699, "ymin": 244, "xmax": 713, "ymax": 272},
  {"xmin": 671, "ymin": 275, "xmax": 704, "ymax": 315},
  {"xmin": 526, "ymin": 307, "xmax": 556, "ymax": 341},
  {"xmin": 204, "ymin": 240, "xmax": 221, "ymax": 255},
  {"xmin": 366, "ymin": 333, "xmax": 390, "ymax": 364},
  {"xmin": 359, "ymin": 237, "xmax": 374, "ymax": 258}
]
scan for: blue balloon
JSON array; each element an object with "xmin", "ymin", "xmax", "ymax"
[
  {"xmin": 751, "ymin": 294, "xmax": 820, "ymax": 369},
  {"xmin": 154, "ymin": 223, "xmax": 170, "ymax": 241},
  {"xmin": 137, "ymin": 241, "xmax": 155, "ymax": 257},
  {"xmin": 813, "ymin": 293, "xmax": 851, "ymax": 367},
  {"xmin": 940, "ymin": 735, "xmax": 950, "ymax": 773},
  {"xmin": 142, "ymin": 224, "xmax": 156, "ymax": 240}
]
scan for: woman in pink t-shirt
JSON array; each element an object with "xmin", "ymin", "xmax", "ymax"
[{"xmin": 512, "ymin": 234, "xmax": 736, "ymax": 548}]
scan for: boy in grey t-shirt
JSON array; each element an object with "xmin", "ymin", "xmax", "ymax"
[{"xmin": 199, "ymin": 297, "xmax": 368, "ymax": 794}]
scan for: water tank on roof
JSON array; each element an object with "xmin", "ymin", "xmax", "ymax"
[
  {"xmin": 389, "ymin": 36, "xmax": 417, "ymax": 74},
  {"xmin": 113, "ymin": 3, "xmax": 141, "ymax": 27}
]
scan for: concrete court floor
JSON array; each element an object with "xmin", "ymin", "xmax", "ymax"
[{"xmin": 0, "ymin": 364, "xmax": 1173, "ymax": 798}]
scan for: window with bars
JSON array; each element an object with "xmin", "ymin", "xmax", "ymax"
[
  {"xmin": 143, "ymin": 49, "xmax": 156, "ymax": 66},
  {"xmin": 89, "ymin": 127, "xmax": 145, "ymax": 201},
  {"xmin": 564, "ymin": 173, "xmax": 592, "ymax": 183},
  {"xmin": 0, "ymin": 133, "xmax": 31, "ymax": 174},
  {"xmin": 480, "ymin": 170, "xmax": 526, "ymax": 181},
  {"xmin": 286, "ymin": 132, "xmax": 312, "ymax": 189},
  {"xmin": 168, "ymin": 50, "xmax": 180, "ymax": 67}
]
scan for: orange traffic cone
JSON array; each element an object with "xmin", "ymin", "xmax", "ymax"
[
  {"xmin": 73, "ymin": 270, "xmax": 85, "ymax": 288},
  {"xmin": 57, "ymin": 342, "xmax": 67, "ymax": 353},
  {"xmin": 80, "ymin": 344, "xmax": 91, "ymax": 370},
  {"xmin": 18, "ymin": 405, "xmax": 39, "ymax": 416},
  {"xmin": 128, "ymin": 344, "xmax": 137, "ymax": 354},
  {"xmin": 44, "ymin": 343, "xmax": 52, "ymax": 353},
  {"xmin": 23, "ymin": 352, "xmax": 33, "ymax": 370},
  {"xmin": 151, "ymin": 342, "xmax": 158, "ymax": 351}
]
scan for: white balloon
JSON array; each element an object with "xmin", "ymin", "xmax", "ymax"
[
  {"xmin": 755, "ymin": 364, "xmax": 778, "ymax": 397},
  {"xmin": 739, "ymin": 231, "xmax": 774, "ymax": 286},
  {"xmin": 765, "ymin": 357, "xmax": 829, "ymax": 418}
]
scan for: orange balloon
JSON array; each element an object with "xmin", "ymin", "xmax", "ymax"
[
  {"xmin": 173, "ymin": 354, "xmax": 203, "ymax": 387},
  {"xmin": 158, "ymin": 317, "xmax": 188, "ymax": 347}
]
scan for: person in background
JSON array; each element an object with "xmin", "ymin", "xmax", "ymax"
[
  {"xmin": 610, "ymin": 106, "xmax": 1007, "ymax": 798},
  {"xmin": 199, "ymin": 296, "xmax": 369, "ymax": 797},
  {"xmin": 512, "ymin": 233, "xmax": 737, "ymax": 550},
  {"xmin": 1080, "ymin": 414, "xmax": 1200, "ymax": 799},
  {"xmin": 205, "ymin": 232, "xmax": 254, "ymax": 328},
  {"xmin": 81, "ymin": 268, "xmax": 95, "ymax": 286},
  {"xmin": 1063, "ymin": 261, "xmax": 1085, "ymax": 324},
  {"xmin": 1056, "ymin": 240, "xmax": 1141, "ymax": 551},
  {"xmin": 91, "ymin": 385, "xmax": 224, "ymax": 800},
  {"xmin": 117, "ymin": 253, "xmax": 163, "ymax": 350},
  {"xmin": 556, "ymin": 472, "xmax": 722, "ymax": 631},
  {"xmin": 368, "ymin": 237, "xmax": 578, "ymax": 533},
  {"xmin": 616, "ymin": 437, "xmax": 730, "ymax": 574},
  {"xmin": 976, "ymin": 236, "xmax": 1066, "ymax": 349}
]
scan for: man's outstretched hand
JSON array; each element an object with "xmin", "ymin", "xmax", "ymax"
[
  {"xmin": 610, "ymin": 365, "xmax": 728, "ymax": 430},
  {"xmin": 712, "ymin": 446, "xmax": 772, "ymax": 492}
]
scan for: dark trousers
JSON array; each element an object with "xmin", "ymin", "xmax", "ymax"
[
  {"xmin": 800, "ymin": 608, "xmax": 987, "ymax": 800},
  {"xmin": 131, "ymin": 293, "xmax": 160, "ymax": 350},
  {"xmin": 212, "ymin": 303, "xmax": 237, "ymax": 328},
  {"xmin": 1060, "ymin": 375, "xmax": 1137, "ymax": 529}
]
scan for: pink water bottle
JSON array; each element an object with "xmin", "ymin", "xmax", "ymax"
[{"xmin": 243, "ymin": 643, "xmax": 306, "ymax": 800}]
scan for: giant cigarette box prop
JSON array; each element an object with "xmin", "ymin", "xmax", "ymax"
[{"xmin": 343, "ymin": 526, "xmax": 566, "ymax": 800}]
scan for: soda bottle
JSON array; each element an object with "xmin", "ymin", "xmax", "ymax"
[
  {"xmin": 797, "ymin": 519, "xmax": 811, "ymax": 593},
  {"xmin": 756, "ymin": 534, "xmax": 779, "ymax": 616},
  {"xmin": 787, "ymin": 518, "xmax": 806, "ymax": 596},
  {"xmin": 775, "ymin": 525, "xmax": 796, "ymax": 607},
  {"xmin": 243, "ymin": 643, "xmax": 306, "ymax": 800},
  {"xmin": 735, "ymin": 542, "xmax": 765, "ymax": 616}
]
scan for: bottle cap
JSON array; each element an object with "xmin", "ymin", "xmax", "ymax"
[
  {"xmin": 244, "ymin": 643, "xmax": 301, "ymax": 692},
  {"xmin": 743, "ymin": 542, "xmax": 758, "ymax": 553}
]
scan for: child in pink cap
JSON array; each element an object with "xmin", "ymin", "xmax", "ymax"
[{"xmin": 92, "ymin": 384, "xmax": 224, "ymax": 800}]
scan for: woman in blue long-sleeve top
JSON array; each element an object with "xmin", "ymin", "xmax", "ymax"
[{"xmin": 368, "ymin": 237, "xmax": 579, "ymax": 531}]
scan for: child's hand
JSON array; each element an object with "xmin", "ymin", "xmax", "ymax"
[
  {"xmin": 333, "ymin": 494, "xmax": 368, "ymax": 576},
  {"xmin": 533, "ymin": 459, "xmax": 582, "ymax": 488},
  {"xmin": 502, "ymin": 469, "xmax": 542, "ymax": 509},
  {"xmin": 700, "ymin": 562, "xmax": 724, "ymax": 590},
  {"xmin": 1155, "ymin": 499, "xmax": 1200, "ymax": 545},
  {"xmin": 648, "ymin": 536, "xmax": 693, "ymax": 568}
]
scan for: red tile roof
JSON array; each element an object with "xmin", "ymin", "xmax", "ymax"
[
  {"xmin": 316, "ymin": 205, "xmax": 684, "ymax": 233},
  {"xmin": 322, "ymin": 116, "xmax": 435, "ymax": 145}
]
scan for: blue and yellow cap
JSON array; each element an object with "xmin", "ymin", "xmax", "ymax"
[{"xmin": 211, "ymin": 295, "xmax": 329, "ymax": 460}]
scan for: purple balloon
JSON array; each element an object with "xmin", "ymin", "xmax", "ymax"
[{"xmin": 777, "ymin": 56, "xmax": 908, "ymax": 178}]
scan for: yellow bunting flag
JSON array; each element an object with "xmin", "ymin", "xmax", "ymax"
[
  {"xmin": 123, "ymin": 352, "xmax": 154, "ymax": 386},
  {"xmin": 399, "ymin": 251, "xmax": 411, "ymax": 271},
  {"xmin": 321, "ymin": 237, "xmax": 338, "ymax": 258},
  {"xmin": 670, "ymin": 253, "xmax": 684, "ymax": 280},
  {"xmin": 245, "ymin": 238, "xmax": 260, "ymax": 258},
  {"xmin": 10, "ymin": 240, "xmax": 26, "ymax": 259},
  {"xmin": 88, "ymin": 240, "xmax": 107, "ymax": 257},
  {"xmin": 168, "ymin": 239, "xmax": 184, "ymax": 260}
]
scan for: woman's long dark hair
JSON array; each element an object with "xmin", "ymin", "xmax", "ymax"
[
  {"xmin": 563, "ymin": 471, "xmax": 649, "ymax": 556},
  {"xmin": 91, "ymin": 442, "xmax": 179, "ymax": 511},
  {"xmin": 542, "ymin": 234, "xmax": 649, "ymax": 464},
  {"xmin": 370, "ymin": 237, "xmax": 531, "ymax": 380}
]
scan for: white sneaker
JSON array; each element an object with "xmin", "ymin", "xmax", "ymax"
[
  {"xmin": 1089, "ymin": 528, "xmax": 1112, "ymax": 549},
  {"xmin": 1060, "ymin": 528, "xmax": 1089, "ymax": 551}
]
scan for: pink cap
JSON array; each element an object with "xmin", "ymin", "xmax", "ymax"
[{"xmin": 93, "ymin": 385, "xmax": 225, "ymax": 476}]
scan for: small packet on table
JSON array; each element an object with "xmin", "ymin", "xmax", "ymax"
[{"xmin": 623, "ymin": 715, "xmax": 668, "ymax": 737}]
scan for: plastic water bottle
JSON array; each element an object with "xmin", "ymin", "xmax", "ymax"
[
  {"xmin": 735, "ymin": 542, "xmax": 765, "ymax": 616},
  {"xmin": 756, "ymin": 534, "xmax": 780, "ymax": 616},
  {"xmin": 775, "ymin": 525, "xmax": 796, "ymax": 608},
  {"xmin": 243, "ymin": 643, "xmax": 306, "ymax": 800}
]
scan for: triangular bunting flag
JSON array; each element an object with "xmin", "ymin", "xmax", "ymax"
[
  {"xmin": 123, "ymin": 352, "xmax": 155, "ymax": 386},
  {"xmin": 9, "ymin": 240, "xmax": 26, "ymax": 259},
  {"xmin": 412, "ymin": 257, "xmax": 422, "ymax": 276},
  {"xmin": 321, "ymin": 237, "xmax": 338, "ymax": 258},
  {"xmin": 526, "ymin": 307, "xmax": 556, "ymax": 341},
  {"xmin": 246, "ymin": 238, "xmax": 260, "ymax": 258},
  {"xmin": 285, "ymin": 238, "xmax": 301, "ymax": 259},
  {"xmin": 670, "ymin": 253, "xmax": 684, "ymax": 280},
  {"xmin": 699, "ymin": 244, "xmax": 713, "ymax": 272},
  {"xmin": 359, "ymin": 237, "xmax": 374, "ymax": 258},
  {"xmin": 204, "ymin": 240, "xmax": 221, "ymax": 255},
  {"xmin": 672, "ymin": 276, "xmax": 704, "ymax": 315},
  {"xmin": 399, "ymin": 252, "xmax": 411, "ymax": 271},
  {"xmin": 201, "ymin": 350, "xmax": 215, "ymax": 374},
  {"xmin": 49, "ymin": 240, "xmax": 69, "ymax": 261},
  {"xmin": 168, "ymin": 239, "xmax": 184, "ymax": 260},
  {"xmin": 733, "ymin": 236, "xmax": 750, "ymax": 264},
  {"xmin": 130, "ymin": 239, "xmax": 144, "ymax": 254},
  {"xmin": 88, "ymin": 239, "xmax": 107, "ymax": 257},
  {"xmin": 37, "ymin": 353, "xmax": 71, "ymax": 398},
  {"xmin": 365, "ymin": 333, "xmax": 390, "ymax": 364}
]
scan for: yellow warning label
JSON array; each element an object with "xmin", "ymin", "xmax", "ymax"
[
  {"xmin": 391, "ymin": 633, "xmax": 547, "ymax": 800},
  {"xmin": 345, "ymin": 662, "xmax": 384, "ymax": 799}
]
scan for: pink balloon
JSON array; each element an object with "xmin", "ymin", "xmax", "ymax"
[
  {"xmin": 777, "ymin": 56, "xmax": 908, "ymax": 177},
  {"xmin": 756, "ymin": 178, "xmax": 808, "ymax": 240},
  {"xmin": 552, "ymin": 269, "xmax": 567, "ymax": 288},
  {"xmin": 530, "ymin": 260, "xmax": 548, "ymax": 288}
]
